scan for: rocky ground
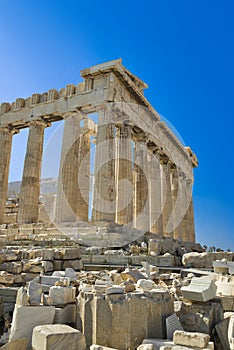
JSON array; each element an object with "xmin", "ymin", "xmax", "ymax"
[{"xmin": 0, "ymin": 238, "xmax": 233, "ymax": 349}]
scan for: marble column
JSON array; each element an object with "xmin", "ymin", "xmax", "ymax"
[
  {"xmin": 177, "ymin": 172, "xmax": 188, "ymax": 241},
  {"xmin": 148, "ymin": 148, "xmax": 163, "ymax": 236},
  {"xmin": 160, "ymin": 159, "xmax": 173, "ymax": 238},
  {"xmin": 0, "ymin": 127, "xmax": 16, "ymax": 224},
  {"xmin": 55, "ymin": 114, "xmax": 81, "ymax": 223},
  {"xmin": 185, "ymin": 179, "xmax": 195, "ymax": 243},
  {"xmin": 171, "ymin": 167, "xmax": 180, "ymax": 240},
  {"xmin": 18, "ymin": 120, "xmax": 47, "ymax": 224},
  {"xmin": 133, "ymin": 136, "xmax": 149, "ymax": 231},
  {"xmin": 92, "ymin": 110, "xmax": 116, "ymax": 222},
  {"xmin": 77, "ymin": 130, "xmax": 90, "ymax": 222},
  {"xmin": 116, "ymin": 124, "xmax": 133, "ymax": 225}
]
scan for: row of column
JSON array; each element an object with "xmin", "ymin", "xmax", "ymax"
[
  {"xmin": 0, "ymin": 111, "xmax": 195, "ymax": 243},
  {"xmin": 91, "ymin": 110, "xmax": 195, "ymax": 242},
  {"xmin": 0, "ymin": 120, "xmax": 48, "ymax": 225}
]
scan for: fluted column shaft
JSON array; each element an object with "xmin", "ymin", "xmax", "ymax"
[
  {"xmin": 185, "ymin": 179, "xmax": 195, "ymax": 243},
  {"xmin": 116, "ymin": 124, "xmax": 133, "ymax": 225},
  {"xmin": 92, "ymin": 110, "xmax": 116, "ymax": 222},
  {"xmin": 177, "ymin": 172, "xmax": 188, "ymax": 241},
  {"xmin": 18, "ymin": 121, "xmax": 47, "ymax": 224},
  {"xmin": 0, "ymin": 127, "xmax": 16, "ymax": 224},
  {"xmin": 161, "ymin": 160, "xmax": 173, "ymax": 238},
  {"xmin": 171, "ymin": 168, "xmax": 180, "ymax": 240},
  {"xmin": 55, "ymin": 114, "xmax": 81, "ymax": 223},
  {"xmin": 133, "ymin": 138, "xmax": 149, "ymax": 231},
  {"xmin": 77, "ymin": 131, "xmax": 90, "ymax": 221},
  {"xmin": 148, "ymin": 150, "xmax": 163, "ymax": 236}
]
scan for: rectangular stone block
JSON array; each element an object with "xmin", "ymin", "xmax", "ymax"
[
  {"xmin": 62, "ymin": 248, "xmax": 81, "ymax": 260},
  {"xmin": 181, "ymin": 277, "xmax": 217, "ymax": 302},
  {"xmin": 28, "ymin": 249, "xmax": 54, "ymax": 261},
  {"xmin": 0, "ymin": 287, "xmax": 18, "ymax": 303},
  {"xmin": 32, "ymin": 324, "xmax": 85, "ymax": 350},
  {"xmin": 0, "ymin": 338, "xmax": 28, "ymax": 349},
  {"xmin": 54, "ymin": 304, "xmax": 76, "ymax": 324},
  {"xmin": 173, "ymin": 330, "xmax": 210, "ymax": 349},
  {"xmin": 53, "ymin": 260, "xmax": 63, "ymax": 271},
  {"xmin": 0, "ymin": 272, "xmax": 15, "ymax": 284},
  {"xmin": 214, "ymin": 318, "xmax": 229, "ymax": 350},
  {"xmin": 166, "ymin": 313, "xmax": 183, "ymax": 340},
  {"xmin": 40, "ymin": 275, "xmax": 69, "ymax": 286},
  {"xmin": 9, "ymin": 305, "xmax": 55, "ymax": 350},
  {"xmin": 49, "ymin": 286, "xmax": 76, "ymax": 306},
  {"xmin": 63, "ymin": 259, "xmax": 83, "ymax": 271}
]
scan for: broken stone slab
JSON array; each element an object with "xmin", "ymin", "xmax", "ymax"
[
  {"xmin": 0, "ymin": 287, "xmax": 19, "ymax": 303},
  {"xmin": 49, "ymin": 286, "xmax": 76, "ymax": 306},
  {"xmin": 28, "ymin": 249, "xmax": 54, "ymax": 261},
  {"xmin": 9, "ymin": 305, "xmax": 55, "ymax": 350},
  {"xmin": 141, "ymin": 339, "xmax": 174, "ymax": 350},
  {"xmin": 32, "ymin": 324, "xmax": 86, "ymax": 350},
  {"xmin": 61, "ymin": 248, "xmax": 81, "ymax": 260},
  {"xmin": 182, "ymin": 252, "xmax": 234, "ymax": 269},
  {"xmin": 173, "ymin": 330, "xmax": 210, "ymax": 349},
  {"xmin": 179, "ymin": 301, "xmax": 223, "ymax": 335},
  {"xmin": 181, "ymin": 277, "xmax": 217, "ymax": 302},
  {"xmin": 121, "ymin": 279, "xmax": 136, "ymax": 293},
  {"xmin": 228, "ymin": 262, "xmax": 234, "ymax": 275},
  {"xmin": 106, "ymin": 285, "xmax": 125, "ymax": 294},
  {"xmin": 137, "ymin": 344, "xmax": 154, "ymax": 350},
  {"xmin": 15, "ymin": 287, "xmax": 29, "ymax": 306},
  {"xmin": 77, "ymin": 289, "xmax": 173, "ymax": 349},
  {"xmin": 40, "ymin": 275, "xmax": 70, "ymax": 286},
  {"xmin": 213, "ymin": 260, "xmax": 229, "ymax": 274},
  {"xmin": 230, "ymin": 338, "xmax": 234, "ymax": 350},
  {"xmin": 90, "ymin": 346, "xmax": 119, "ymax": 350},
  {"xmin": 166, "ymin": 314, "xmax": 183, "ymax": 340},
  {"xmin": 63, "ymin": 259, "xmax": 83, "ymax": 270},
  {"xmin": 42, "ymin": 261, "xmax": 53, "ymax": 273},
  {"xmin": 54, "ymin": 304, "xmax": 76, "ymax": 324},
  {"xmin": 53, "ymin": 260, "xmax": 63, "ymax": 271},
  {"xmin": 136, "ymin": 279, "xmax": 156, "ymax": 292},
  {"xmin": 93, "ymin": 280, "xmax": 109, "ymax": 293},
  {"xmin": 0, "ymin": 262, "xmax": 22, "ymax": 274},
  {"xmin": 156, "ymin": 254, "xmax": 176, "ymax": 267},
  {"xmin": 52, "ymin": 271, "xmax": 65, "ymax": 277},
  {"xmin": 141, "ymin": 261, "xmax": 159, "ymax": 274},
  {"xmin": 213, "ymin": 317, "xmax": 230, "ymax": 350},
  {"xmin": 0, "ymin": 338, "xmax": 28, "ymax": 350},
  {"xmin": 27, "ymin": 277, "xmax": 42, "ymax": 305},
  {"xmin": 228, "ymin": 315, "xmax": 234, "ymax": 344},
  {"xmin": 21, "ymin": 272, "xmax": 39, "ymax": 284},
  {"xmin": 159, "ymin": 344, "xmax": 214, "ymax": 350},
  {"xmin": 78, "ymin": 283, "xmax": 93, "ymax": 292},
  {"xmin": 22, "ymin": 258, "xmax": 43, "ymax": 273},
  {"xmin": 216, "ymin": 275, "xmax": 234, "ymax": 296},
  {"xmin": 121, "ymin": 269, "xmax": 146, "ymax": 283},
  {"xmin": 0, "ymin": 272, "xmax": 15, "ymax": 285},
  {"xmin": 65, "ymin": 267, "xmax": 77, "ymax": 280}
]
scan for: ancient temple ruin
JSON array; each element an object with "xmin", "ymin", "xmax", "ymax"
[{"xmin": 0, "ymin": 59, "xmax": 198, "ymax": 245}]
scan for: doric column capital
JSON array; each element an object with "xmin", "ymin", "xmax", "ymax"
[
  {"xmin": 0, "ymin": 125, "xmax": 19, "ymax": 135},
  {"xmin": 29, "ymin": 119, "xmax": 51, "ymax": 128},
  {"xmin": 132, "ymin": 127, "xmax": 147, "ymax": 143},
  {"xmin": 160, "ymin": 155, "xmax": 172, "ymax": 167}
]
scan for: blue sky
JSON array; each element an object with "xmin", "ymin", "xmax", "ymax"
[{"xmin": 0, "ymin": 0, "xmax": 233, "ymax": 250}]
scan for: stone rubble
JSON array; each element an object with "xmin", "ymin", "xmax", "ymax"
[{"xmin": 0, "ymin": 246, "xmax": 231, "ymax": 349}]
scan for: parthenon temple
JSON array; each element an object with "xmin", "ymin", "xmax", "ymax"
[{"xmin": 0, "ymin": 59, "xmax": 198, "ymax": 245}]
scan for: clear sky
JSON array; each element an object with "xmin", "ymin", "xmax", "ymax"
[{"xmin": 0, "ymin": 0, "xmax": 233, "ymax": 250}]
